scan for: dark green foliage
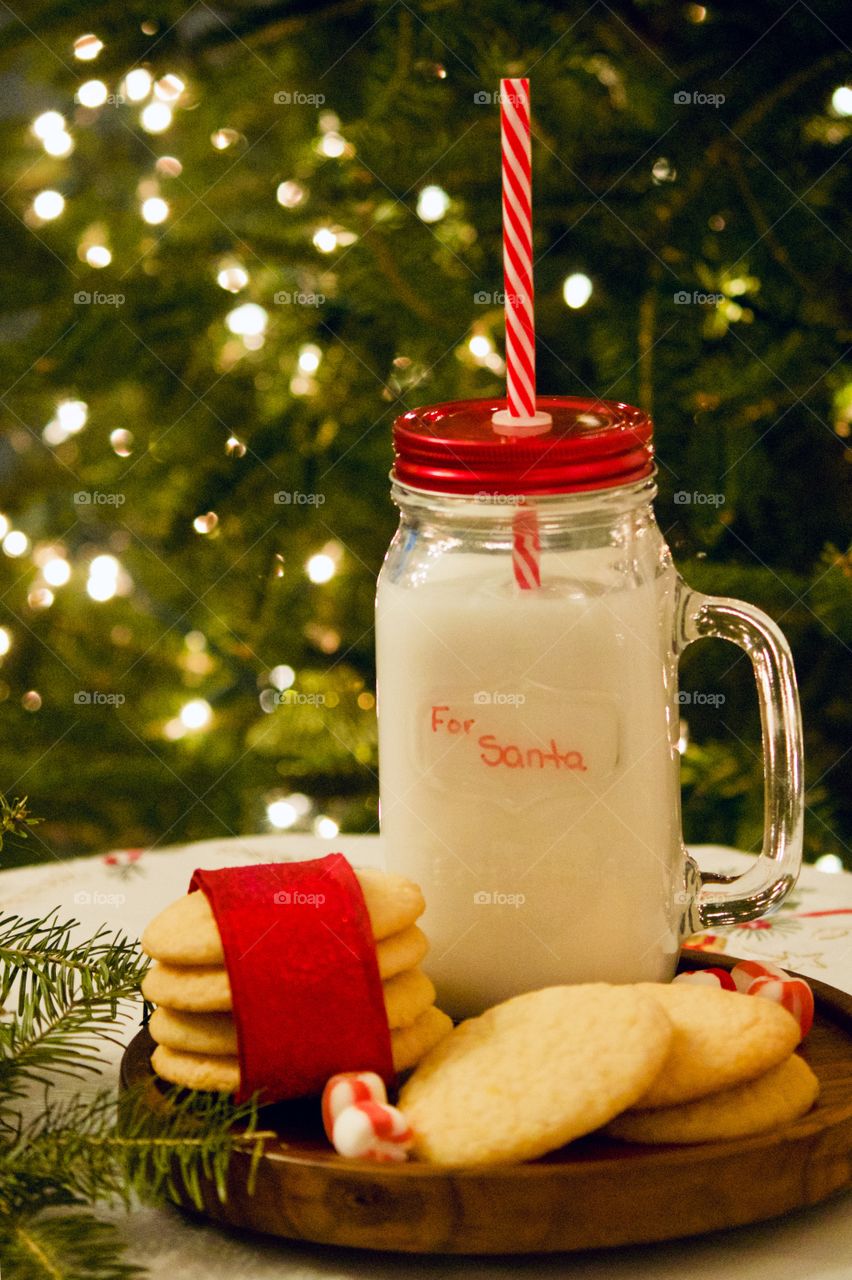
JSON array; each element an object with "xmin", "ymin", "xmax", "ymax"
[{"xmin": 0, "ymin": 1, "xmax": 848, "ymax": 862}]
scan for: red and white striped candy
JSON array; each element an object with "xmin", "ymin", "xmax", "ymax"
[
  {"xmin": 321, "ymin": 1072, "xmax": 386, "ymax": 1143},
  {"xmin": 331, "ymin": 1100, "xmax": 413, "ymax": 1162},
  {"xmin": 748, "ymin": 976, "xmax": 814, "ymax": 1039},
  {"xmin": 673, "ymin": 967, "xmax": 737, "ymax": 991},
  {"xmin": 730, "ymin": 959, "xmax": 789, "ymax": 993}
]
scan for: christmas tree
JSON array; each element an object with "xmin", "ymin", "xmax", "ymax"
[{"xmin": 0, "ymin": 0, "xmax": 849, "ymax": 868}]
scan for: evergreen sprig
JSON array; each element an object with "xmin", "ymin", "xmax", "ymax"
[{"xmin": 0, "ymin": 816, "xmax": 274, "ymax": 1280}]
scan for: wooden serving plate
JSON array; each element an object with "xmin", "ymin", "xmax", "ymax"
[{"xmin": 120, "ymin": 954, "xmax": 852, "ymax": 1254}]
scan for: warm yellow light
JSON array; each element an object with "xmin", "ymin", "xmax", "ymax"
[
  {"xmin": 33, "ymin": 111, "xmax": 65, "ymax": 139},
  {"xmin": 33, "ymin": 190, "xmax": 65, "ymax": 221},
  {"xmin": 225, "ymin": 303, "xmax": 267, "ymax": 336},
  {"xmin": 297, "ymin": 344, "xmax": 322, "ymax": 373},
  {"xmin": 179, "ymin": 698, "xmax": 212, "ymax": 730},
  {"xmin": 77, "ymin": 79, "xmax": 108, "ymax": 108},
  {"xmin": 85, "ymin": 244, "xmax": 111, "ymax": 268},
  {"xmin": 86, "ymin": 554, "xmax": 119, "ymax": 602},
  {"xmin": 319, "ymin": 132, "xmax": 346, "ymax": 158},
  {"xmin": 563, "ymin": 273, "xmax": 593, "ymax": 309},
  {"xmin": 43, "ymin": 130, "xmax": 74, "ymax": 157},
  {"xmin": 154, "ymin": 74, "xmax": 185, "ymax": 102},
  {"xmin": 140, "ymin": 102, "xmax": 172, "ymax": 133},
  {"xmin": 312, "ymin": 227, "xmax": 337, "ymax": 254},
  {"xmin": 417, "ymin": 185, "xmax": 450, "ymax": 223},
  {"xmin": 43, "ymin": 557, "xmax": 71, "ymax": 587},
  {"xmin": 0, "ymin": 628, "xmax": 11, "ymax": 655},
  {"xmin": 269, "ymin": 664, "xmax": 295, "ymax": 690},
  {"xmin": 831, "ymin": 86, "xmax": 852, "ymax": 117},
  {"xmin": 3, "ymin": 531, "xmax": 30, "ymax": 558},
  {"xmin": 267, "ymin": 799, "xmax": 298, "ymax": 829},
  {"xmin": 217, "ymin": 264, "xmax": 249, "ymax": 292},
  {"xmin": 74, "ymin": 33, "xmax": 103, "ymax": 60},
  {"xmin": 57, "ymin": 399, "xmax": 88, "ymax": 433},
  {"xmin": 468, "ymin": 334, "xmax": 492, "ymax": 358},
  {"xmin": 314, "ymin": 815, "xmax": 339, "ymax": 839},
  {"xmin": 141, "ymin": 196, "xmax": 169, "ymax": 225},
  {"xmin": 124, "ymin": 69, "xmax": 152, "ymax": 101},
  {"xmin": 306, "ymin": 553, "xmax": 335, "ymax": 584},
  {"xmin": 276, "ymin": 180, "xmax": 305, "ymax": 208}
]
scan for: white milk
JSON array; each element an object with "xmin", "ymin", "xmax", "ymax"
[{"xmin": 376, "ymin": 547, "xmax": 684, "ymax": 1017}]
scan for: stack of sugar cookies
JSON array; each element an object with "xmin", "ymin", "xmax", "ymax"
[
  {"xmin": 398, "ymin": 981, "xmax": 818, "ymax": 1166},
  {"xmin": 141, "ymin": 867, "xmax": 452, "ymax": 1094}
]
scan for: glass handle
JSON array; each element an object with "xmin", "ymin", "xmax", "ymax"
[{"xmin": 677, "ymin": 588, "xmax": 804, "ymax": 927}]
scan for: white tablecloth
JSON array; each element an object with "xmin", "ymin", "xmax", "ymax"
[{"xmin": 3, "ymin": 835, "xmax": 851, "ymax": 1279}]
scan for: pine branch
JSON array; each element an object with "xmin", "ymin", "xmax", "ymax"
[
  {"xmin": 0, "ymin": 796, "xmax": 41, "ymax": 855},
  {"xmin": 0, "ymin": 1211, "xmax": 140, "ymax": 1280},
  {"xmin": 0, "ymin": 993, "xmax": 138, "ymax": 1116},
  {"xmin": 0, "ymin": 913, "xmax": 149, "ymax": 1039},
  {"xmin": 2, "ymin": 1085, "xmax": 274, "ymax": 1215}
]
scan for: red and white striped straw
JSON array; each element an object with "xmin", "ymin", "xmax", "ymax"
[
  {"xmin": 492, "ymin": 78, "xmax": 551, "ymax": 439},
  {"xmin": 512, "ymin": 503, "xmax": 541, "ymax": 590},
  {"xmin": 501, "ymin": 77, "xmax": 535, "ymax": 418},
  {"xmin": 493, "ymin": 78, "xmax": 548, "ymax": 588}
]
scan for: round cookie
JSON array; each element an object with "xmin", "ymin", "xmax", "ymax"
[
  {"xmin": 632, "ymin": 983, "xmax": 801, "ymax": 1110},
  {"xmin": 141, "ymin": 962, "xmax": 232, "ymax": 1012},
  {"xmin": 149, "ymin": 1006, "xmax": 237, "ymax": 1056},
  {"xmin": 383, "ymin": 968, "xmax": 435, "ymax": 1029},
  {"xmin": 606, "ymin": 1053, "xmax": 818, "ymax": 1145},
  {"xmin": 399, "ymin": 984, "xmax": 674, "ymax": 1166},
  {"xmin": 141, "ymin": 867, "xmax": 425, "ymax": 965},
  {"xmin": 391, "ymin": 1006, "xmax": 453, "ymax": 1073},
  {"xmin": 151, "ymin": 1043, "xmax": 240, "ymax": 1094},
  {"xmin": 377, "ymin": 925, "xmax": 429, "ymax": 981}
]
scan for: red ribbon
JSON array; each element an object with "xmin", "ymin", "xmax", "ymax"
[{"xmin": 189, "ymin": 855, "xmax": 394, "ymax": 1104}]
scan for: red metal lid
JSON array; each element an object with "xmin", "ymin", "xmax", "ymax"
[{"xmin": 392, "ymin": 396, "xmax": 654, "ymax": 496}]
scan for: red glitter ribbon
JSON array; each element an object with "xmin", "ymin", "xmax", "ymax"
[{"xmin": 189, "ymin": 855, "xmax": 394, "ymax": 1104}]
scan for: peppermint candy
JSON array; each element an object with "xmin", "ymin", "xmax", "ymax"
[
  {"xmin": 331, "ymin": 1099, "xmax": 413, "ymax": 1162},
  {"xmin": 677, "ymin": 959, "xmax": 814, "ymax": 1040},
  {"xmin": 673, "ymin": 967, "xmax": 736, "ymax": 991},
  {"xmin": 321, "ymin": 1071, "xmax": 413, "ymax": 1162},
  {"xmin": 321, "ymin": 1070, "xmax": 386, "ymax": 1142}
]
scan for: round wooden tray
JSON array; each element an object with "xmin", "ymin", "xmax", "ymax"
[{"xmin": 120, "ymin": 954, "xmax": 852, "ymax": 1254}]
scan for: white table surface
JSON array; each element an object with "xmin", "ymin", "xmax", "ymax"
[{"xmin": 3, "ymin": 834, "xmax": 851, "ymax": 1279}]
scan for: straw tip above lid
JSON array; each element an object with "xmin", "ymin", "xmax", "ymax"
[{"xmin": 491, "ymin": 408, "xmax": 552, "ymax": 438}]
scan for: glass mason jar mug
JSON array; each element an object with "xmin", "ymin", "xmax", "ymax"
[{"xmin": 376, "ymin": 397, "xmax": 803, "ymax": 1018}]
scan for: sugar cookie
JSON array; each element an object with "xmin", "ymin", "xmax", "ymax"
[
  {"xmin": 399, "ymin": 985, "xmax": 673, "ymax": 1166},
  {"xmin": 607, "ymin": 1053, "xmax": 818, "ymax": 1144},
  {"xmin": 632, "ymin": 983, "xmax": 801, "ymax": 1109}
]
